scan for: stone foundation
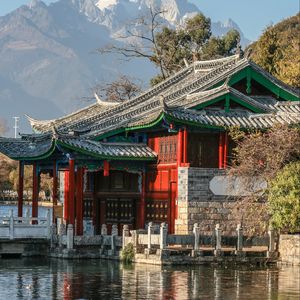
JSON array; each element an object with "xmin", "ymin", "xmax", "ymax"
[
  {"xmin": 175, "ymin": 167, "xmax": 266, "ymax": 235},
  {"xmin": 279, "ymin": 234, "xmax": 300, "ymax": 265}
]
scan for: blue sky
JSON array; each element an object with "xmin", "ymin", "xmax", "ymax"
[{"xmin": 0, "ymin": 0, "xmax": 299, "ymax": 40}]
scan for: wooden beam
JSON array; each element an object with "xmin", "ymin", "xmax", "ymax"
[
  {"xmin": 64, "ymin": 170, "xmax": 69, "ymax": 223},
  {"xmin": 52, "ymin": 161, "xmax": 58, "ymax": 224},
  {"xmin": 219, "ymin": 132, "xmax": 224, "ymax": 169},
  {"xmin": 139, "ymin": 172, "xmax": 146, "ymax": 229},
  {"xmin": 32, "ymin": 162, "xmax": 39, "ymax": 221},
  {"xmin": 76, "ymin": 167, "xmax": 84, "ymax": 235},
  {"xmin": 68, "ymin": 158, "xmax": 75, "ymax": 226},
  {"xmin": 17, "ymin": 161, "xmax": 24, "ymax": 217},
  {"xmin": 223, "ymin": 132, "xmax": 228, "ymax": 169},
  {"xmin": 177, "ymin": 129, "xmax": 183, "ymax": 167},
  {"xmin": 183, "ymin": 127, "xmax": 188, "ymax": 164}
]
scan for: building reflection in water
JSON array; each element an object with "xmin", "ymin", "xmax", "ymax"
[{"xmin": 1, "ymin": 258, "xmax": 300, "ymax": 299}]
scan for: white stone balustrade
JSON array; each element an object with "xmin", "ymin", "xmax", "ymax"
[{"xmin": 0, "ymin": 209, "xmax": 51, "ymax": 240}]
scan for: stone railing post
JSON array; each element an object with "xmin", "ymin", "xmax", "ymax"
[
  {"xmin": 236, "ymin": 224, "xmax": 243, "ymax": 252},
  {"xmin": 122, "ymin": 224, "xmax": 130, "ymax": 249},
  {"xmin": 147, "ymin": 222, "xmax": 153, "ymax": 250},
  {"xmin": 111, "ymin": 224, "xmax": 118, "ymax": 254},
  {"xmin": 50, "ymin": 223, "xmax": 57, "ymax": 248},
  {"xmin": 67, "ymin": 224, "xmax": 74, "ymax": 250},
  {"xmin": 101, "ymin": 224, "xmax": 107, "ymax": 235},
  {"xmin": 214, "ymin": 224, "xmax": 222, "ymax": 256},
  {"xmin": 268, "ymin": 227, "xmax": 275, "ymax": 252},
  {"xmin": 9, "ymin": 209, "xmax": 14, "ymax": 240},
  {"xmin": 160, "ymin": 222, "xmax": 167, "ymax": 250},
  {"xmin": 25, "ymin": 208, "xmax": 30, "ymax": 224},
  {"xmin": 58, "ymin": 223, "xmax": 66, "ymax": 248},
  {"xmin": 46, "ymin": 209, "xmax": 51, "ymax": 239},
  {"xmin": 193, "ymin": 223, "xmax": 200, "ymax": 251}
]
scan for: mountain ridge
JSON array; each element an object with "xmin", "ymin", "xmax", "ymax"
[{"xmin": 0, "ymin": 0, "xmax": 250, "ymax": 136}]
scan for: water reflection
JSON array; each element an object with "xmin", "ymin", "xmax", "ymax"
[{"xmin": 0, "ymin": 258, "xmax": 299, "ymax": 299}]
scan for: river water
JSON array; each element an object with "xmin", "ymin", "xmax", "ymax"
[
  {"xmin": 0, "ymin": 258, "xmax": 299, "ymax": 300},
  {"xmin": 0, "ymin": 205, "xmax": 299, "ymax": 299}
]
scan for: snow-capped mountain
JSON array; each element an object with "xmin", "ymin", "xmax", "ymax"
[{"xmin": 0, "ymin": 0, "xmax": 250, "ymax": 136}]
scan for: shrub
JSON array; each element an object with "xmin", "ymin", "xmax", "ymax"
[
  {"xmin": 121, "ymin": 243, "xmax": 135, "ymax": 264},
  {"xmin": 268, "ymin": 161, "xmax": 300, "ymax": 233}
]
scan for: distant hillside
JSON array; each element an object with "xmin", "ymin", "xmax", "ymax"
[
  {"xmin": 0, "ymin": 0, "xmax": 250, "ymax": 136},
  {"xmin": 249, "ymin": 13, "xmax": 300, "ymax": 88}
]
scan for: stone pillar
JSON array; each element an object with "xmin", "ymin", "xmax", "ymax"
[
  {"xmin": 236, "ymin": 224, "xmax": 243, "ymax": 252},
  {"xmin": 46, "ymin": 209, "xmax": 51, "ymax": 239},
  {"xmin": 160, "ymin": 222, "xmax": 167, "ymax": 250},
  {"xmin": 101, "ymin": 224, "xmax": 107, "ymax": 235},
  {"xmin": 214, "ymin": 224, "xmax": 222, "ymax": 256},
  {"xmin": 51, "ymin": 223, "xmax": 57, "ymax": 248},
  {"xmin": 268, "ymin": 227, "xmax": 275, "ymax": 252},
  {"xmin": 58, "ymin": 223, "xmax": 66, "ymax": 248},
  {"xmin": 67, "ymin": 224, "xmax": 74, "ymax": 250},
  {"xmin": 25, "ymin": 208, "xmax": 30, "ymax": 224},
  {"xmin": 147, "ymin": 222, "xmax": 153, "ymax": 250},
  {"xmin": 193, "ymin": 223, "xmax": 200, "ymax": 250},
  {"xmin": 111, "ymin": 224, "xmax": 118, "ymax": 254},
  {"xmin": 122, "ymin": 224, "xmax": 130, "ymax": 249},
  {"xmin": 131, "ymin": 230, "xmax": 138, "ymax": 250}
]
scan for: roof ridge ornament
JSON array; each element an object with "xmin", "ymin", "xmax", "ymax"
[
  {"xmin": 51, "ymin": 123, "xmax": 59, "ymax": 139},
  {"xmin": 94, "ymin": 92, "xmax": 119, "ymax": 106},
  {"xmin": 236, "ymin": 39, "xmax": 243, "ymax": 59},
  {"xmin": 159, "ymin": 95, "xmax": 170, "ymax": 111}
]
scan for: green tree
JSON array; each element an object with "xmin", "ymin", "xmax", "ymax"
[
  {"xmin": 268, "ymin": 162, "xmax": 300, "ymax": 232},
  {"xmin": 101, "ymin": 11, "xmax": 240, "ymax": 85},
  {"xmin": 250, "ymin": 13, "xmax": 300, "ymax": 87},
  {"xmin": 229, "ymin": 125, "xmax": 300, "ymax": 233}
]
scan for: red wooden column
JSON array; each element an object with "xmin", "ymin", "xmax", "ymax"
[
  {"xmin": 139, "ymin": 172, "xmax": 146, "ymax": 229},
  {"xmin": 223, "ymin": 132, "xmax": 228, "ymax": 169},
  {"xmin": 64, "ymin": 170, "xmax": 70, "ymax": 223},
  {"xmin": 76, "ymin": 167, "xmax": 84, "ymax": 235},
  {"xmin": 52, "ymin": 161, "xmax": 58, "ymax": 224},
  {"xmin": 218, "ymin": 132, "xmax": 224, "ymax": 169},
  {"xmin": 182, "ymin": 127, "xmax": 188, "ymax": 164},
  {"xmin": 68, "ymin": 158, "xmax": 75, "ymax": 226},
  {"xmin": 177, "ymin": 129, "xmax": 183, "ymax": 167},
  {"xmin": 17, "ymin": 161, "xmax": 24, "ymax": 217},
  {"xmin": 32, "ymin": 162, "xmax": 39, "ymax": 219}
]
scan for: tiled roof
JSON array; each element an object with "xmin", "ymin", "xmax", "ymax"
[
  {"xmin": 166, "ymin": 102, "xmax": 300, "ymax": 129},
  {"xmin": 27, "ymin": 55, "xmax": 242, "ymax": 134},
  {"xmin": 0, "ymin": 135, "xmax": 54, "ymax": 159},
  {"xmin": 58, "ymin": 136, "xmax": 157, "ymax": 160},
  {"xmin": 0, "ymin": 134, "xmax": 157, "ymax": 160}
]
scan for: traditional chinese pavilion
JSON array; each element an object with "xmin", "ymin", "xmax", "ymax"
[{"xmin": 0, "ymin": 54, "xmax": 299, "ymax": 235}]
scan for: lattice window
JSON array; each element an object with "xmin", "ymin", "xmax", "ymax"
[
  {"xmin": 83, "ymin": 199, "xmax": 93, "ymax": 218},
  {"xmin": 145, "ymin": 199, "xmax": 168, "ymax": 222},
  {"xmin": 106, "ymin": 198, "xmax": 135, "ymax": 223},
  {"xmin": 148, "ymin": 133, "xmax": 177, "ymax": 163},
  {"xmin": 158, "ymin": 134, "xmax": 177, "ymax": 163}
]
